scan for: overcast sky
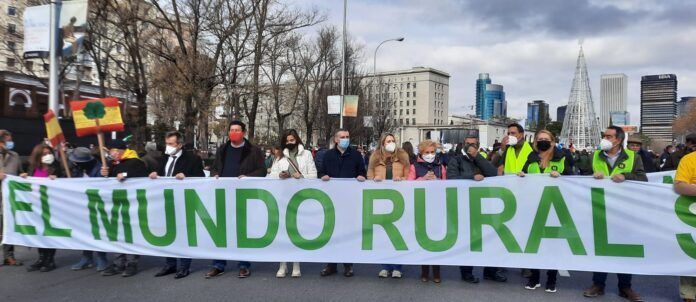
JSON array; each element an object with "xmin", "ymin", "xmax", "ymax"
[{"xmin": 294, "ymin": 0, "xmax": 696, "ymax": 123}]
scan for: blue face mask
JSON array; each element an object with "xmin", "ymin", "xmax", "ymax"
[
  {"xmin": 338, "ymin": 138, "xmax": 350, "ymax": 149},
  {"xmin": 5, "ymin": 141, "xmax": 14, "ymax": 150}
]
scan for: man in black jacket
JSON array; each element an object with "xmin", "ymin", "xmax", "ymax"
[
  {"xmin": 206, "ymin": 120, "xmax": 266, "ymax": 279},
  {"xmin": 447, "ymin": 135, "xmax": 507, "ymax": 283},
  {"xmin": 149, "ymin": 131, "xmax": 204, "ymax": 279}
]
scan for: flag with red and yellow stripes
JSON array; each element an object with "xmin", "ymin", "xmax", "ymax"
[
  {"xmin": 43, "ymin": 109, "xmax": 65, "ymax": 147},
  {"xmin": 70, "ymin": 97, "xmax": 124, "ymax": 137}
]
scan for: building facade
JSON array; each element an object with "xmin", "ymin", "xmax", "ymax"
[
  {"xmin": 599, "ymin": 73, "xmax": 628, "ymax": 129},
  {"xmin": 526, "ymin": 100, "xmax": 549, "ymax": 131},
  {"xmin": 678, "ymin": 96, "xmax": 696, "ymax": 116},
  {"xmin": 475, "ymin": 73, "xmax": 491, "ymax": 118},
  {"xmin": 640, "ymin": 74, "xmax": 677, "ymax": 148},
  {"xmin": 475, "ymin": 73, "xmax": 507, "ymax": 120},
  {"xmin": 556, "ymin": 105, "xmax": 567, "ymax": 123}
]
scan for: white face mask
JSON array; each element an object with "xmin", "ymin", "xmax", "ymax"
[
  {"xmin": 423, "ymin": 154, "xmax": 436, "ymax": 163},
  {"xmin": 165, "ymin": 145, "xmax": 179, "ymax": 156},
  {"xmin": 41, "ymin": 154, "xmax": 55, "ymax": 165},
  {"xmin": 384, "ymin": 142, "xmax": 396, "ymax": 153},
  {"xmin": 507, "ymin": 135, "xmax": 518, "ymax": 146},
  {"xmin": 599, "ymin": 139, "xmax": 614, "ymax": 151}
]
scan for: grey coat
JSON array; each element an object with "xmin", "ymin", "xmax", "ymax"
[
  {"xmin": 0, "ymin": 151, "xmax": 23, "ymax": 176},
  {"xmin": 447, "ymin": 152, "xmax": 497, "ymax": 179}
]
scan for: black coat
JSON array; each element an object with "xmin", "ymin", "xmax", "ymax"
[
  {"xmin": 110, "ymin": 158, "xmax": 149, "ymax": 178},
  {"xmin": 211, "ymin": 139, "xmax": 267, "ymax": 177},
  {"xmin": 446, "ymin": 152, "xmax": 497, "ymax": 179},
  {"xmin": 155, "ymin": 150, "xmax": 205, "ymax": 177},
  {"xmin": 319, "ymin": 147, "xmax": 366, "ymax": 179}
]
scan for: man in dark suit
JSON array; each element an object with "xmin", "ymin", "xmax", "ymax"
[{"xmin": 148, "ymin": 131, "xmax": 205, "ymax": 279}]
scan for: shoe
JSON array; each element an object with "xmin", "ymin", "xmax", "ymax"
[
  {"xmin": 238, "ymin": 268, "xmax": 250, "ymax": 278},
  {"xmin": 276, "ymin": 262, "xmax": 287, "ymax": 278},
  {"xmin": 101, "ymin": 264, "xmax": 124, "ymax": 276},
  {"xmin": 3, "ymin": 257, "xmax": 22, "ymax": 266},
  {"xmin": 433, "ymin": 267, "xmax": 441, "ymax": 283},
  {"xmin": 378, "ymin": 269, "xmax": 390, "ymax": 278},
  {"xmin": 96, "ymin": 255, "xmax": 108, "ymax": 272},
  {"xmin": 420, "ymin": 266, "xmax": 429, "ymax": 282},
  {"xmin": 461, "ymin": 273, "xmax": 480, "ymax": 284},
  {"xmin": 174, "ymin": 269, "xmax": 190, "ymax": 279},
  {"xmin": 122, "ymin": 263, "xmax": 138, "ymax": 277},
  {"xmin": 27, "ymin": 258, "xmax": 44, "ymax": 272},
  {"xmin": 618, "ymin": 288, "xmax": 644, "ymax": 302},
  {"xmin": 205, "ymin": 268, "xmax": 224, "ymax": 279},
  {"xmin": 525, "ymin": 280, "xmax": 541, "ymax": 290},
  {"xmin": 291, "ymin": 262, "xmax": 301, "ymax": 278},
  {"xmin": 343, "ymin": 264, "xmax": 354, "ymax": 277},
  {"xmin": 71, "ymin": 257, "xmax": 94, "ymax": 271},
  {"xmin": 40, "ymin": 260, "xmax": 56, "ymax": 272},
  {"xmin": 545, "ymin": 282, "xmax": 557, "ymax": 293},
  {"xmin": 155, "ymin": 266, "xmax": 176, "ymax": 277},
  {"xmin": 484, "ymin": 271, "xmax": 507, "ymax": 282},
  {"xmin": 320, "ymin": 265, "xmax": 337, "ymax": 277},
  {"xmin": 583, "ymin": 284, "xmax": 605, "ymax": 297},
  {"xmin": 391, "ymin": 270, "xmax": 402, "ymax": 278}
]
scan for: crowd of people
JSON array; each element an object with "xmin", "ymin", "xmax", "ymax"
[{"xmin": 1, "ymin": 121, "xmax": 696, "ymax": 302}]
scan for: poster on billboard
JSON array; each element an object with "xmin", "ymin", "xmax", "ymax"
[{"xmin": 23, "ymin": 5, "xmax": 51, "ymax": 59}]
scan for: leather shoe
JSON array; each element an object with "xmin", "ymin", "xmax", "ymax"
[
  {"xmin": 238, "ymin": 268, "xmax": 251, "ymax": 278},
  {"xmin": 619, "ymin": 288, "xmax": 644, "ymax": 302},
  {"xmin": 174, "ymin": 269, "xmax": 190, "ymax": 279},
  {"xmin": 583, "ymin": 284, "xmax": 605, "ymax": 297},
  {"xmin": 321, "ymin": 266, "xmax": 337, "ymax": 277},
  {"xmin": 461, "ymin": 273, "xmax": 480, "ymax": 284},
  {"xmin": 343, "ymin": 264, "xmax": 354, "ymax": 277},
  {"xmin": 205, "ymin": 268, "xmax": 224, "ymax": 279},
  {"xmin": 155, "ymin": 266, "xmax": 177, "ymax": 277},
  {"xmin": 483, "ymin": 271, "xmax": 507, "ymax": 282},
  {"xmin": 3, "ymin": 257, "xmax": 23, "ymax": 266}
]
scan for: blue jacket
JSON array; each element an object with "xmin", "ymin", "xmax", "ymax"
[{"xmin": 319, "ymin": 147, "xmax": 367, "ymax": 179}]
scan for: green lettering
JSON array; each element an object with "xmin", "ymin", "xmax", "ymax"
[
  {"xmin": 663, "ymin": 176, "xmax": 674, "ymax": 184},
  {"xmin": 8, "ymin": 180, "xmax": 36, "ymax": 235},
  {"xmin": 675, "ymin": 195, "xmax": 696, "ymax": 259},
  {"xmin": 185, "ymin": 189, "xmax": 227, "ymax": 247},
  {"xmin": 286, "ymin": 189, "xmax": 335, "ymax": 250},
  {"xmin": 40, "ymin": 185, "xmax": 71, "ymax": 237},
  {"xmin": 469, "ymin": 187, "xmax": 522, "ymax": 253},
  {"xmin": 138, "ymin": 189, "xmax": 176, "ymax": 247},
  {"xmin": 362, "ymin": 189, "xmax": 407, "ymax": 251},
  {"xmin": 525, "ymin": 186, "xmax": 586, "ymax": 255},
  {"xmin": 414, "ymin": 188, "xmax": 458, "ymax": 252},
  {"xmin": 236, "ymin": 189, "xmax": 279, "ymax": 248},
  {"xmin": 87, "ymin": 189, "xmax": 133, "ymax": 243},
  {"xmin": 592, "ymin": 188, "xmax": 644, "ymax": 257}
]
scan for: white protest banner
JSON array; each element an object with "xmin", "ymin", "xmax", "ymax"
[
  {"xmin": 647, "ymin": 171, "xmax": 676, "ymax": 184},
  {"xmin": 3, "ymin": 174, "xmax": 696, "ymax": 276}
]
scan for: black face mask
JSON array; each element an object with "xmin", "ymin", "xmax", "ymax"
[
  {"xmin": 286, "ymin": 143, "xmax": 297, "ymax": 151},
  {"xmin": 537, "ymin": 141, "xmax": 552, "ymax": 152}
]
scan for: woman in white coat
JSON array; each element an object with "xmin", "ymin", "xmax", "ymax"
[{"xmin": 268, "ymin": 129, "xmax": 317, "ymax": 278}]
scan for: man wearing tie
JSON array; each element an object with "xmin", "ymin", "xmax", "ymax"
[{"xmin": 149, "ymin": 131, "xmax": 205, "ymax": 279}]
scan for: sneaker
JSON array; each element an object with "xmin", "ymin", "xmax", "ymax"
[
  {"xmin": 525, "ymin": 280, "xmax": 541, "ymax": 290},
  {"xmin": 378, "ymin": 269, "xmax": 390, "ymax": 278},
  {"xmin": 101, "ymin": 264, "xmax": 124, "ymax": 277},
  {"xmin": 545, "ymin": 282, "xmax": 557, "ymax": 293},
  {"xmin": 71, "ymin": 257, "xmax": 94, "ymax": 271},
  {"xmin": 122, "ymin": 263, "xmax": 138, "ymax": 277},
  {"xmin": 95, "ymin": 256, "xmax": 109, "ymax": 272},
  {"xmin": 391, "ymin": 270, "xmax": 402, "ymax": 278},
  {"xmin": 205, "ymin": 268, "xmax": 224, "ymax": 279}
]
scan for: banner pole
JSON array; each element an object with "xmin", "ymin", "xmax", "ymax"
[
  {"xmin": 58, "ymin": 143, "xmax": 71, "ymax": 178},
  {"xmin": 48, "ymin": 0, "xmax": 61, "ymax": 115},
  {"xmin": 95, "ymin": 119, "xmax": 107, "ymax": 169}
]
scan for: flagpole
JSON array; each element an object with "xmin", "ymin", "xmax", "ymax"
[
  {"xmin": 48, "ymin": 0, "xmax": 61, "ymax": 115},
  {"xmin": 58, "ymin": 143, "xmax": 71, "ymax": 178}
]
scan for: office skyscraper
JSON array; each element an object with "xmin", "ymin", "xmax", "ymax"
[
  {"xmin": 475, "ymin": 73, "xmax": 506, "ymax": 120},
  {"xmin": 527, "ymin": 100, "xmax": 549, "ymax": 131},
  {"xmin": 640, "ymin": 74, "xmax": 677, "ymax": 147},
  {"xmin": 600, "ymin": 74, "xmax": 628, "ymax": 129},
  {"xmin": 557, "ymin": 105, "xmax": 567, "ymax": 123}
]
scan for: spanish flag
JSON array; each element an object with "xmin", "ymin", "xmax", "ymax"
[
  {"xmin": 70, "ymin": 97, "xmax": 125, "ymax": 137},
  {"xmin": 43, "ymin": 109, "xmax": 65, "ymax": 147}
]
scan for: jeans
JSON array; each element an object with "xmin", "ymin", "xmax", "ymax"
[
  {"xmin": 593, "ymin": 272, "xmax": 632, "ymax": 289},
  {"xmin": 381, "ymin": 264, "xmax": 402, "ymax": 271},
  {"xmin": 212, "ymin": 260, "xmax": 250, "ymax": 271},
  {"xmin": 166, "ymin": 257, "xmax": 192, "ymax": 270},
  {"xmin": 529, "ymin": 269, "xmax": 558, "ymax": 284},
  {"xmin": 460, "ymin": 266, "xmax": 499, "ymax": 276}
]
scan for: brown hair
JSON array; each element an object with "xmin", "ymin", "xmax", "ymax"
[
  {"xmin": 28, "ymin": 144, "xmax": 54, "ymax": 174},
  {"xmin": 534, "ymin": 130, "xmax": 556, "ymax": 168},
  {"xmin": 417, "ymin": 140, "xmax": 440, "ymax": 154},
  {"xmin": 373, "ymin": 133, "xmax": 398, "ymax": 163}
]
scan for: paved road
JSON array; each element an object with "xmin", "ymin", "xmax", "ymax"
[{"xmin": 0, "ymin": 247, "xmax": 680, "ymax": 301}]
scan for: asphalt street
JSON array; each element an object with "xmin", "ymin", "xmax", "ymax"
[{"xmin": 0, "ymin": 247, "xmax": 681, "ymax": 302}]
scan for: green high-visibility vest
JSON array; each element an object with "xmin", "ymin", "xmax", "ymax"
[
  {"xmin": 527, "ymin": 157, "xmax": 565, "ymax": 174},
  {"xmin": 480, "ymin": 151, "xmax": 488, "ymax": 159},
  {"xmin": 504, "ymin": 141, "xmax": 533, "ymax": 174},
  {"xmin": 592, "ymin": 149, "xmax": 635, "ymax": 176}
]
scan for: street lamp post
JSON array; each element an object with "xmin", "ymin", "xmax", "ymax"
[{"xmin": 372, "ymin": 37, "xmax": 405, "ymax": 136}]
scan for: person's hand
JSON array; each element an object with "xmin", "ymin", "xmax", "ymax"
[
  {"xmin": 501, "ymin": 136, "xmax": 509, "ymax": 146},
  {"xmin": 393, "ymin": 176, "xmax": 403, "ymax": 182},
  {"xmin": 0, "ymin": 172, "xmax": 5, "ymax": 180},
  {"xmin": 292, "ymin": 172, "xmax": 302, "ymax": 179},
  {"xmin": 373, "ymin": 177, "xmax": 383, "ymax": 182},
  {"xmin": 116, "ymin": 173, "xmax": 126, "ymax": 181},
  {"xmin": 356, "ymin": 175, "xmax": 365, "ymax": 182},
  {"xmin": 101, "ymin": 166, "xmax": 109, "ymax": 177},
  {"xmin": 238, "ymin": 175, "xmax": 246, "ymax": 179},
  {"xmin": 550, "ymin": 171, "xmax": 560, "ymax": 178},
  {"xmin": 474, "ymin": 174, "xmax": 484, "ymax": 181},
  {"xmin": 517, "ymin": 172, "xmax": 525, "ymax": 177},
  {"xmin": 215, "ymin": 175, "xmax": 219, "ymax": 179},
  {"xmin": 48, "ymin": 175, "xmax": 57, "ymax": 180},
  {"xmin": 279, "ymin": 171, "xmax": 290, "ymax": 179},
  {"xmin": 611, "ymin": 174, "xmax": 625, "ymax": 183},
  {"xmin": 149, "ymin": 172, "xmax": 158, "ymax": 179},
  {"xmin": 467, "ymin": 146, "xmax": 478, "ymax": 158},
  {"xmin": 19, "ymin": 173, "xmax": 28, "ymax": 178},
  {"xmin": 175, "ymin": 173, "xmax": 185, "ymax": 180},
  {"xmin": 593, "ymin": 172, "xmax": 604, "ymax": 180},
  {"xmin": 321, "ymin": 175, "xmax": 331, "ymax": 181}
]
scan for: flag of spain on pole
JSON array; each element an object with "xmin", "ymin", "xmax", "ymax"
[
  {"xmin": 43, "ymin": 109, "xmax": 65, "ymax": 147},
  {"xmin": 70, "ymin": 97, "xmax": 124, "ymax": 137}
]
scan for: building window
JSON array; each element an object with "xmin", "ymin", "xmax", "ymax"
[
  {"xmin": 413, "ymin": 109, "xmax": 416, "ymax": 115},
  {"xmin": 393, "ymin": 110, "xmax": 397, "ymax": 115},
  {"xmin": 7, "ymin": 41, "xmax": 16, "ymax": 51},
  {"xmin": 406, "ymin": 119, "xmax": 409, "ymax": 125},
  {"xmin": 407, "ymin": 92, "xmax": 410, "ymax": 97},
  {"xmin": 413, "ymin": 82, "xmax": 417, "ymax": 88},
  {"xmin": 406, "ymin": 100, "xmax": 409, "ymax": 106},
  {"xmin": 8, "ymin": 23, "xmax": 16, "ymax": 34},
  {"xmin": 407, "ymin": 83, "xmax": 410, "ymax": 89},
  {"xmin": 24, "ymin": 61, "xmax": 33, "ymax": 71},
  {"xmin": 413, "ymin": 100, "xmax": 416, "ymax": 106},
  {"xmin": 400, "ymin": 109, "xmax": 403, "ymax": 115},
  {"xmin": 43, "ymin": 63, "xmax": 50, "ymax": 71},
  {"xmin": 413, "ymin": 91, "xmax": 416, "ymax": 97},
  {"xmin": 406, "ymin": 109, "xmax": 410, "ymax": 115},
  {"xmin": 7, "ymin": 57, "xmax": 16, "ymax": 68},
  {"xmin": 399, "ymin": 119, "xmax": 403, "ymax": 124},
  {"xmin": 412, "ymin": 118, "xmax": 416, "ymax": 124},
  {"xmin": 8, "ymin": 6, "xmax": 17, "ymax": 16}
]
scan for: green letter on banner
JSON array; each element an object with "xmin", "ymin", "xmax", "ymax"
[
  {"xmin": 675, "ymin": 195, "xmax": 696, "ymax": 259},
  {"xmin": 362, "ymin": 189, "xmax": 407, "ymax": 250},
  {"xmin": 414, "ymin": 188, "xmax": 458, "ymax": 252},
  {"xmin": 8, "ymin": 180, "xmax": 36, "ymax": 235},
  {"xmin": 469, "ymin": 187, "xmax": 522, "ymax": 253},
  {"xmin": 286, "ymin": 189, "xmax": 335, "ymax": 250},
  {"xmin": 185, "ymin": 189, "xmax": 226, "ymax": 247},
  {"xmin": 591, "ymin": 188, "xmax": 644, "ymax": 257},
  {"xmin": 525, "ymin": 186, "xmax": 586, "ymax": 255},
  {"xmin": 40, "ymin": 185, "xmax": 71, "ymax": 237},
  {"xmin": 236, "ymin": 189, "xmax": 279, "ymax": 248},
  {"xmin": 138, "ymin": 189, "xmax": 176, "ymax": 247},
  {"xmin": 87, "ymin": 189, "xmax": 133, "ymax": 243}
]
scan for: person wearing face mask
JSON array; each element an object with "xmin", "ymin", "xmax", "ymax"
[
  {"xmin": 497, "ymin": 123, "xmax": 534, "ymax": 175},
  {"xmin": 517, "ymin": 130, "xmax": 572, "ymax": 293},
  {"xmin": 0, "ymin": 130, "xmax": 23, "ymax": 266},
  {"xmin": 659, "ymin": 145, "xmax": 676, "ymax": 171},
  {"xmin": 407, "ymin": 140, "xmax": 446, "ymax": 283},
  {"xmin": 208, "ymin": 120, "xmax": 266, "ymax": 279},
  {"xmin": 319, "ymin": 129, "xmax": 366, "ymax": 277},
  {"xmin": 367, "ymin": 133, "xmax": 410, "ymax": 279},
  {"xmin": 446, "ymin": 135, "xmax": 505, "ymax": 283},
  {"xmin": 148, "ymin": 131, "xmax": 204, "ymax": 279},
  {"xmin": 268, "ymin": 129, "xmax": 317, "ymax": 278},
  {"xmin": 583, "ymin": 126, "xmax": 646, "ymax": 302},
  {"xmin": 20, "ymin": 144, "xmax": 63, "ymax": 272}
]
